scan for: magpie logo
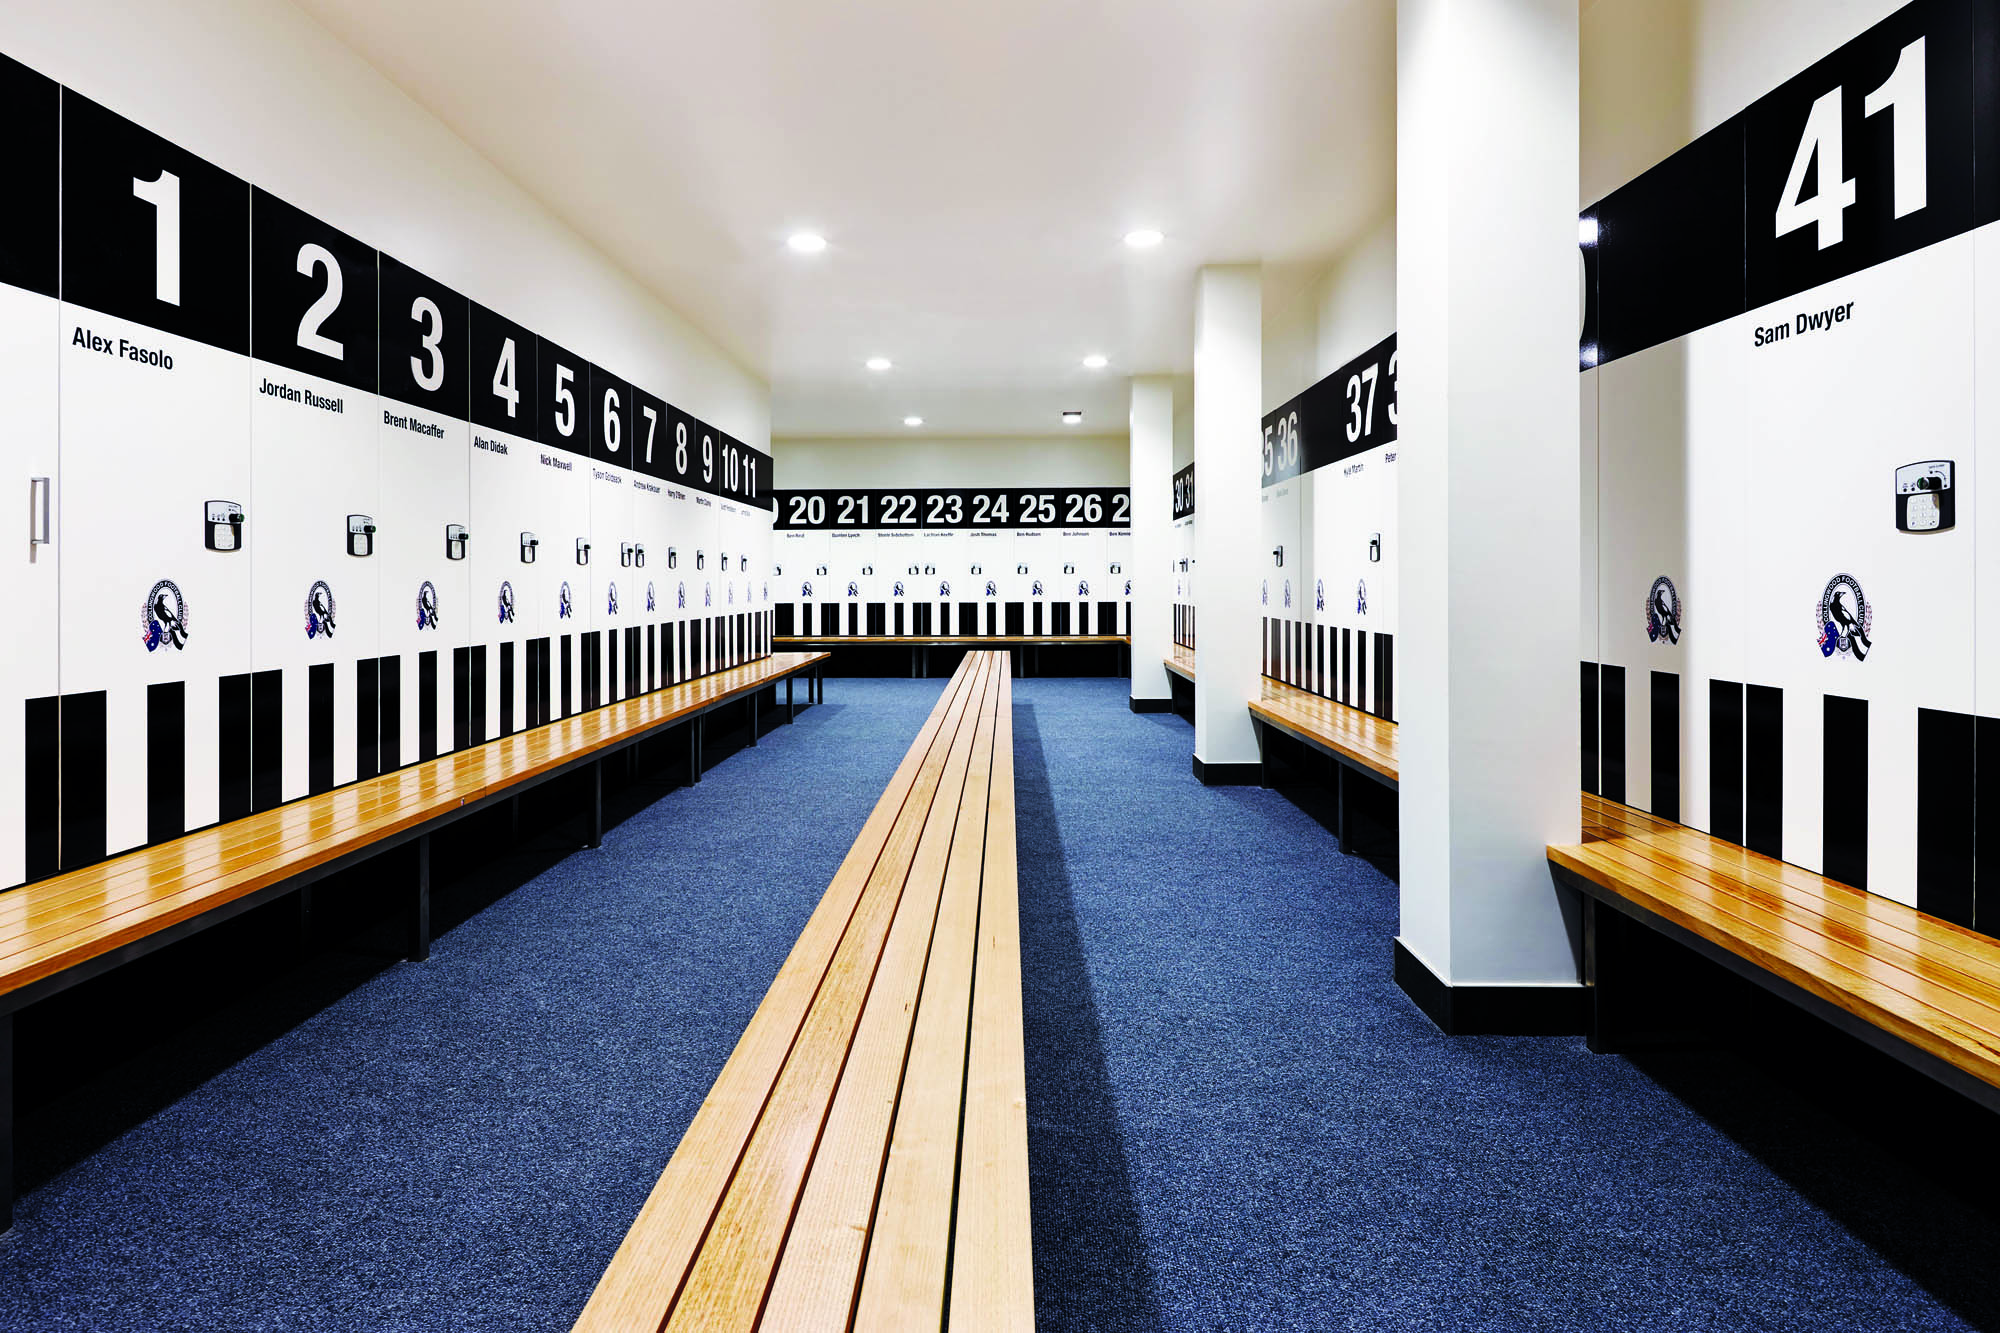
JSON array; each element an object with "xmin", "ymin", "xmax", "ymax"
[
  {"xmin": 1283, "ymin": 578, "xmax": 1292, "ymax": 609},
  {"xmin": 1031, "ymin": 580, "xmax": 1044, "ymax": 596},
  {"xmin": 1078, "ymin": 580, "xmax": 1089, "ymax": 597},
  {"xmin": 141, "ymin": 578, "xmax": 189, "ymax": 652},
  {"xmin": 803, "ymin": 581, "xmax": 814, "ymax": 599},
  {"xmin": 847, "ymin": 581, "xmax": 859, "ymax": 597},
  {"xmin": 1316, "ymin": 579, "xmax": 1325, "ymax": 612},
  {"xmin": 1818, "ymin": 573, "xmax": 1871, "ymax": 661},
  {"xmin": 704, "ymin": 582, "xmax": 712, "ymax": 607},
  {"xmin": 647, "ymin": 581, "xmax": 657, "ymax": 613},
  {"xmin": 416, "ymin": 580, "xmax": 440, "ymax": 630},
  {"xmin": 497, "ymin": 581, "xmax": 516, "ymax": 625},
  {"xmin": 304, "ymin": 580, "xmax": 337, "ymax": 640},
  {"xmin": 677, "ymin": 581, "xmax": 686, "ymax": 610},
  {"xmin": 1261, "ymin": 579, "xmax": 1268, "ymax": 607},
  {"xmin": 558, "ymin": 581, "xmax": 573, "ymax": 619},
  {"xmin": 985, "ymin": 580, "xmax": 996, "ymax": 597},
  {"xmin": 1645, "ymin": 575, "xmax": 1682, "ymax": 645},
  {"xmin": 608, "ymin": 582, "xmax": 620, "ymax": 616},
  {"xmin": 1356, "ymin": 580, "xmax": 1368, "ymax": 616},
  {"xmin": 940, "ymin": 581, "xmax": 951, "ymax": 597},
  {"xmin": 893, "ymin": 581, "xmax": 906, "ymax": 597}
]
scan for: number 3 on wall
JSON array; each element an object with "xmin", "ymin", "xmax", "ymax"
[{"xmin": 1776, "ymin": 37, "xmax": 1925, "ymax": 251}]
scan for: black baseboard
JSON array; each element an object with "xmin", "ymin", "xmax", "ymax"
[
  {"xmin": 1393, "ymin": 938, "xmax": 1586, "ymax": 1036},
  {"xmin": 1191, "ymin": 756, "xmax": 1260, "ymax": 786},
  {"xmin": 1129, "ymin": 695, "xmax": 1173, "ymax": 714}
]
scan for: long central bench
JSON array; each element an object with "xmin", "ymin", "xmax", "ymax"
[
  {"xmin": 575, "ymin": 649, "xmax": 1032, "ymax": 1332},
  {"xmin": 0, "ymin": 650, "xmax": 828, "ymax": 1232},
  {"xmin": 778, "ymin": 632, "xmax": 1128, "ymax": 679}
]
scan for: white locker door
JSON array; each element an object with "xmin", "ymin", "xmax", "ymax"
[
  {"xmin": 247, "ymin": 189, "xmax": 382, "ymax": 804},
  {"xmin": 534, "ymin": 338, "xmax": 596, "ymax": 716},
  {"xmin": 587, "ymin": 365, "xmax": 634, "ymax": 706},
  {"xmin": 57, "ymin": 91, "xmax": 255, "ymax": 867},
  {"xmin": 1, "ymin": 59, "xmax": 59, "ymax": 887},
  {"xmin": 469, "ymin": 303, "xmax": 545, "ymax": 741},
  {"xmin": 377, "ymin": 255, "xmax": 471, "ymax": 763}
]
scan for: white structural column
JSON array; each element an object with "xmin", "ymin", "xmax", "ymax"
[
  {"xmin": 1191, "ymin": 266, "xmax": 1262, "ymax": 780},
  {"xmin": 1128, "ymin": 375, "xmax": 1175, "ymax": 707},
  {"xmin": 1396, "ymin": 0, "xmax": 1582, "ymax": 1026}
]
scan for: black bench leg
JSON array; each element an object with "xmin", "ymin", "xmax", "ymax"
[
  {"xmin": 409, "ymin": 835, "xmax": 431, "ymax": 963},
  {"xmin": 586, "ymin": 758, "xmax": 604, "ymax": 849},
  {"xmin": 1336, "ymin": 761, "xmax": 1348, "ymax": 856},
  {"xmin": 1, "ymin": 1010, "xmax": 13, "ymax": 1234},
  {"xmin": 1584, "ymin": 896, "xmax": 1704, "ymax": 1055}
]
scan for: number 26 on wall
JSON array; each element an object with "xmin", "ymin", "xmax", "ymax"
[{"xmin": 1776, "ymin": 37, "xmax": 1925, "ymax": 250}]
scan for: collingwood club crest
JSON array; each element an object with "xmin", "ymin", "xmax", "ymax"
[
  {"xmin": 940, "ymin": 580, "xmax": 952, "ymax": 597},
  {"xmin": 416, "ymin": 580, "xmax": 440, "ymax": 630},
  {"xmin": 704, "ymin": 582, "xmax": 713, "ymax": 607},
  {"xmin": 1645, "ymin": 575, "xmax": 1681, "ymax": 645},
  {"xmin": 304, "ymin": 580, "xmax": 337, "ymax": 640},
  {"xmin": 1818, "ymin": 573, "xmax": 1872, "ymax": 661},
  {"xmin": 141, "ymin": 578, "xmax": 189, "ymax": 652},
  {"xmin": 985, "ymin": 580, "xmax": 996, "ymax": 597},
  {"xmin": 847, "ymin": 581, "xmax": 859, "ymax": 598},
  {"xmin": 1261, "ymin": 579, "xmax": 1269, "ymax": 607},
  {"xmin": 1124, "ymin": 578, "xmax": 1132, "ymax": 597},
  {"xmin": 1316, "ymin": 579, "xmax": 1325, "ymax": 612},
  {"xmin": 558, "ymin": 581, "xmax": 573, "ymax": 619},
  {"xmin": 677, "ymin": 581, "xmax": 686, "ymax": 609},
  {"xmin": 647, "ymin": 581, "xmax": 657, "ymax": 613},
  {"xmin": 802, "ymin": 580, "xmax": 814, "ymax": 599},
  {"xmin": 1356, "ymin": 580, "xmax": 1368, "ymax": 616},
  {"xmin": 1282, "ymin": 578, "xmax": 1291, "ymax": 610},
  {"xmin": 607, "ymin": 582, "xmax": 620, "ymax": 615},
  {"xmin": 893, "ymin": 580, "xmax": 906, "ymax": 598},
  {"xmin": 497, "ymin": 581, "xmax": 516, "ymax": 625},
  {"xmin": 1078, "ymin": 579, "xmax": 1090, "ymax": 597},
  {"xmin": 1031, "ymin": 579, "xmax": 1045, "ymax": 596}
]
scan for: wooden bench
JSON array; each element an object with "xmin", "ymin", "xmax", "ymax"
[
  {"xmin": 0, "ymin": 650, "xmax": 829, "ymax": 1232},
  {"xmin": 575, "ymin": 649, "xmax": 1032, "ymax": 1332},
  {"xmin": 779, "ymin": 633, "xmax": 1128, "ymax": 679},
  {"xmin": 1165, "ymin": 650, "xmax": 1397, "ymax": 852},
  {"xmin": 1551, "ymin": 794, "xmax": 2000, "ymax": 1114}
]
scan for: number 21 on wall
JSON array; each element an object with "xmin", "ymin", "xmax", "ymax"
[{"xmin": 1777, "ymin": 38, "xmax": 1925, "ymax": 250}]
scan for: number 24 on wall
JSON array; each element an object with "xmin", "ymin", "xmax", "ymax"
[{"xmin": 1777, "ymin": 37, "xmax": 1926, "ymax": 251}]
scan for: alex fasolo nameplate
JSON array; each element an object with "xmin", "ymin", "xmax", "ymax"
[{"xmin": 1895, "ymin": 461, "xmax": 1955, "ymax": 533}]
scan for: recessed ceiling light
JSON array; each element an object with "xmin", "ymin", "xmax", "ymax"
[
  {"xmin": 903, "ymin": 416, "xmax": 924, "ymax": 427},
  {"xmin": 1062, "ymin": 410, "xmax": 1084, "ymax": 425},
  {"xmin": 866, "ymin": 357, "xmax": 892, "ymax": 371},
  {"xmin": 1123, "ymin": 228, "xmax": 1164, "ymax": 249},
  {"xmin": 787, "ymin": 232, "xmax": 827, "ymax": 254},
  {"xmin": 1082, "ymin": 354, "xmax": 1108, "ymax": 370}
]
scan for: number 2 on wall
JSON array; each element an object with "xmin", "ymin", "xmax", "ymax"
[{"xmin": 1776, "ymin": 37, "xmax": 1925, "ymax": 251}]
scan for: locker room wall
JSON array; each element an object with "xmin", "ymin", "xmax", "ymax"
[
  {"xmin": 1579, "ymin": 0, "xmax": 1995, "ymax": 930},
  {"xmin": 773, "ymin": 436, "xmax": 1131, "ymax": 639},
  {"xmin": 1, "ymin": 1, "xmax": 773, "ymax": 890},
  {"xmin": 1256, "ymin": 217, "xmax": 1400, "ymax": 717}
]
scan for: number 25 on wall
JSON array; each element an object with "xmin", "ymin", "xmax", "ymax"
[{"xmin": 1776, "ymin": 38, "xmax": 1925, "ymax": 251}]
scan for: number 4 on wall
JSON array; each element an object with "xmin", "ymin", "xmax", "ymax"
[{"xmin": 1776, "ymin": 37, "xmax": 1926, "ymax": 251}]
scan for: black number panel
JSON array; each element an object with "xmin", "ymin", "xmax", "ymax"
[
  {"xmin": 589, "ymin": 364, "xmax": 630, "ymax": 469},
  {"xmin": 536, "ymin": 337, "xmax": 588, "ymax": 456},
  {"xmin": 0, "ymin": 54, "xmax": 58, "ymax": 299},
  {"xmin": 628, "ymin": 385, "xmax": 670, "ymax": 480},
  {"xmin": 251, "ymin": 188, "xmax": 377, "ymax": 393},
  {"xmin": 61, "ymin": 90, "xmax": 249, "ymax": 354},
  {"xmin": 1744, "ymin": 0, "xmax": 1974, "ymax": 309},
  {"xmin": 468, "ymin": 301, "xmax": 535, "ymax": 435},
  {"xmin": 379, "ymin": 253, "xmax": 466, "ymax": 417},
  {"xmin": 665, "ymin": 405, "xmax": 701, "ymax": 489}
]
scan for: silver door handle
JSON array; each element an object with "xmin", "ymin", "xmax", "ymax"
[{"xmin": 30, "ymin": 477, "xmax": 50, "ymax": 546}]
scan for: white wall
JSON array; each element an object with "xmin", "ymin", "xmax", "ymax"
[
  {"xmin": 1264, "ymin": 213, "xmax": 1398, "ymax": 410},
  {"xmin": 774, "ymin": 435, "xmax": 1129, "ymax": 489},
  {"xmin": 0, "ymin": 0, "xmax": 767, "ymax": 444}
]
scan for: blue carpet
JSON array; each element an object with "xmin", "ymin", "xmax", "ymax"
[{"xmin": 0, "ymin": 676, "xmax": 1994, "ymax": 1330}]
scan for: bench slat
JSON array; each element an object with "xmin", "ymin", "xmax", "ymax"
[
  {"xmin": 849, "ymin": 652, "xmax": 1006, "ymax": 1327},
  {"xmin": 948, "ymin": 665, "xmax": 1035, "ymax": 1331},
  {"xmin": 573, "ymin": 658, "xmax": 979, "ymax": 1333}
]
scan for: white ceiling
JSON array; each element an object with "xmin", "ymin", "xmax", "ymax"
[{"xmin": 297, "ymin": 0, "xmax": 1395, "ymax": 438}]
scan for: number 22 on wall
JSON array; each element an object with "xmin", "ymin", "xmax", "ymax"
[{"xmin": 1776, "ymin": 37, "xmax": 1925, "ymax": 251}]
